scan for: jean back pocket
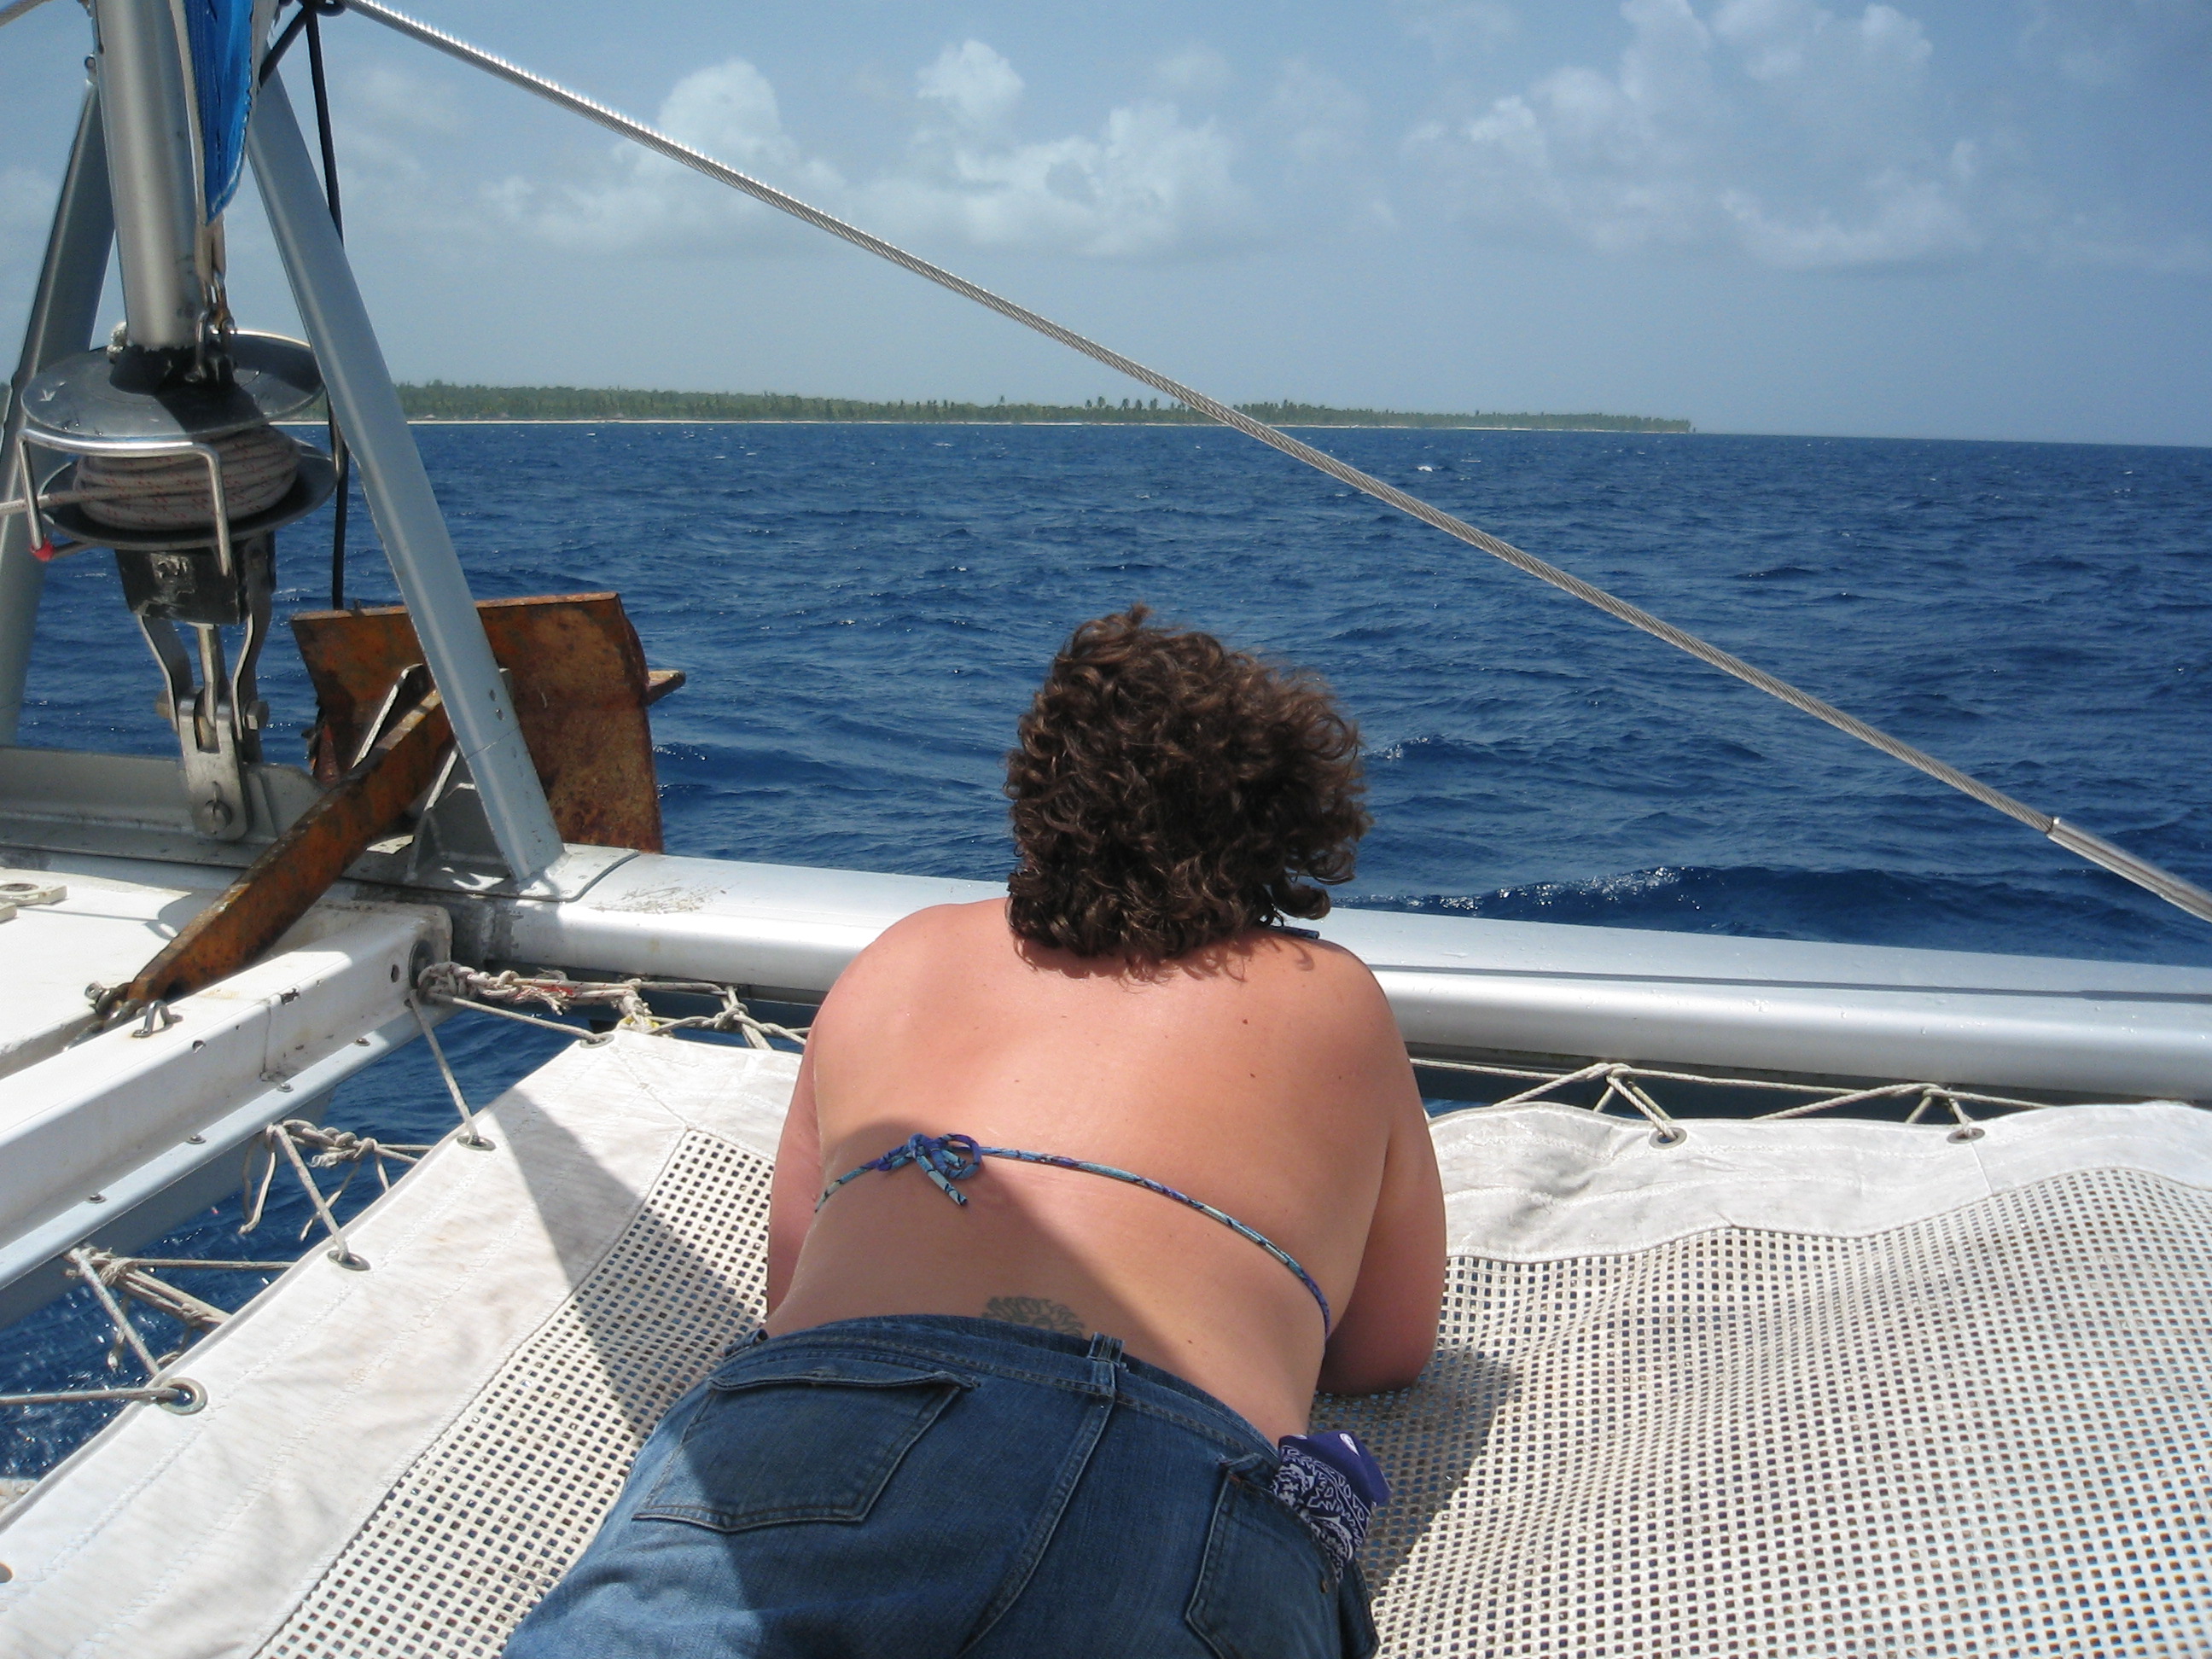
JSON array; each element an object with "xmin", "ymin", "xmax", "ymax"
[
  {"xmin": 637, "ymin": 1354, "xmax": 970, "ymax": 1534},
  {"xmin": 1185, "ymin": 1453, "xmax": 1378, "ymax": 1659}
]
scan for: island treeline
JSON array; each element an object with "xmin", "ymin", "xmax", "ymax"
[{"xmin": 392, "ymin": 382, "xmax": 1691, "ymax": 433}]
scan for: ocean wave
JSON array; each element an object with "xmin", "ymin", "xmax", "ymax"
[{"xmin": 1347, "ymin": 864, "xmax": 2212, "ymax": 964}]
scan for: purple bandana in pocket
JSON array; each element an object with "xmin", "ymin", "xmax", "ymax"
[{"xmin": 1271, "ymin": 1429, "xmax": 1392, "ymax": 1580}]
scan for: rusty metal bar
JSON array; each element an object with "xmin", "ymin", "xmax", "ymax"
[{"xmin": 112, "ymin": 681, "xmax": 451, "ymax": 1012}]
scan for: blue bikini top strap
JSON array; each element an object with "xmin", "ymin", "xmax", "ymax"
[{"xmin": 818, "ymin": 1131, "xmax": 1333, "ymax": 1335}]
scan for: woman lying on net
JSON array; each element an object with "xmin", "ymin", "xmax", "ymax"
[{"xmin": 509, "ymin": 606, "xmax": 1447, "ymax": 1659}]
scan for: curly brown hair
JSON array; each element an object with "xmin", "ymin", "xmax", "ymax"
[{"xmin": 1004, "ymin": 606, "xmax": 1371, "ymax": 959}]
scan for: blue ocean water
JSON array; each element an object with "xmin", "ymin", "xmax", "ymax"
[
  {"xmin": 6, "ymin": 423, "xmax": 2210, "ymax": 1470},
  {"xmin": 25, "ymin": 423, "xmax": 2212, "ymax": 954}
]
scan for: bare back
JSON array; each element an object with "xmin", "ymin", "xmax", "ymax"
[{"xmin": 765, "ymin": 899, "xmax": 1446, "ymax": 1441}]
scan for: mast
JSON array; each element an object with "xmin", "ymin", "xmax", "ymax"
[
  {"xmin": 0, "ymin": 0, "xmax": 563, "ymax": 884},
  {"xmin": 94, "ymin": 0, "xmax": 208, "ymax": 374}
]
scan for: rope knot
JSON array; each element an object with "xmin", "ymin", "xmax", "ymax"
[{"xmin": 870, "ymin": 1132, "xmax": 984, "ymax": 1204}]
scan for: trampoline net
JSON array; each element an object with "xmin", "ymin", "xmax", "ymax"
[
  {"xmin": 1318, "ymin": 1164, "xmax": 2212, "ymax": 1657},
  {"xmin": 259, "ymin": 1140, "xmax": 2212, "ymax": 1658},
  {"xmin": 256, "ymin": 1129, "xmax": 772, "ymax": 1659}
]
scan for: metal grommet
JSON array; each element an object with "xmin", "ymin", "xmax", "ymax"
[
  {"xmin": 159, "ymin": 1377, "xmax": 208, "ymax": 1415},
  {"xmin": 1948, "ymin": 1125, "xmax": 1985, "ymax": 1143},
  {"xmin": 0, "ymin": 1560, "xmax": 12, "ymax": 1583},
  {"xmin": 1650, "ymin": 1126, "xmax": 1686, "ymax": 1147},
  {"xmin": 329, "ymin": 1249, "xmax": 371, "ymax": 1272}
]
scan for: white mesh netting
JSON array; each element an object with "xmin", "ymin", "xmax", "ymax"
[
  {"xmin": 8, "ymin": 1039, "xmax": 2207, "ymax": 1657},
  {"xmin": 255, "ymin": 1128, "xmax": 771, "ymax": 1659},
  {"xmin": 1318, "ymin": 1164, "xmax": 2212, "ymax": 1657},
  {"xmin": 261, "ymin": 1141, "xmax": 2212, "ymax": 1656}
]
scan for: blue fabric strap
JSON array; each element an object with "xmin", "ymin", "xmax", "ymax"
[
  {"xmin": 818, "ymin": 1131, "xmax": 989, "ymax": 1206},
  {"xmin": 818, "ymin": 1131, "xmax": 1334, "ymax": 1335}
]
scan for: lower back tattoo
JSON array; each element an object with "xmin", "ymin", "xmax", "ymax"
[{"xmin": 984, "ymin": 1295, "xmax": 1086, "ymax": 1336}]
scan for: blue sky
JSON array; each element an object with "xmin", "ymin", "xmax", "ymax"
[{"xmin": 3, "ymin": 0, "xmax": 2208, "ymax": 444}]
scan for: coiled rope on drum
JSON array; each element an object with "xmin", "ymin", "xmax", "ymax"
[
  {"xmin": 341, "ymin": 0, "xmax": 2212, "ymax": 928},
  {"xmin": 76, "ymin": 422, "xmax": 300, "ymax": 531},
  {"xmin": 3, "ymin": 422, "xmax": 303, "ymax": 539}
]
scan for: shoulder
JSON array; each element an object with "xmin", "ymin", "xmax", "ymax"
[
  {"xmin": 1244, "ymin": 926, "xmax": 1388, "ymax": 998},
  {"xmin": 1228, "ymin": 927, "xmax": 1402, "ymax": 1048},
  {"xmin": 809, "ymin": 899, "xmax": 1007, "ymax": 1051},
  {"xmin": 865, "ymin": 897, "xmax": 1007, "ymax": 957},
  {"xmin": 826, "ymin": 898, "xmax": 1006, "ymax": 997}
]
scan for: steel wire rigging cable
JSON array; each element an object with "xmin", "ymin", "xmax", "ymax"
[{"xmin": 337, "ymin": 0, "xmax": 2212, "ymax": 928}]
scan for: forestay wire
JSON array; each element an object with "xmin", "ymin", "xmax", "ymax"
[{"xmin": 341, "ymin": 0, "xmax": 2212, "ymax": 928}]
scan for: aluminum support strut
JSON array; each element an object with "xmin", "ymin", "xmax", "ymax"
[
  {"xmin": 246, "ymin": 74, "xmax": 562, "ymax": 882},
  {"xmin": 0, "ymin": 83, "xmax": 116, "ymax": 744}
]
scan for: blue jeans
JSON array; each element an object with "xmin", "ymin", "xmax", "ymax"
[{"xmin": 507, "ymin": 1315, "xmax": 1378, "ymax": 1658}]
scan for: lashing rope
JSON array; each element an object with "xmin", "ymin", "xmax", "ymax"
[
  {"xmin": 1425, "ymin": 1052, "xmax": 2052, "ymax": 1127},
  {"xmin": 416, "ymin": 963, "xmax": 809, "ymax": 1048}
]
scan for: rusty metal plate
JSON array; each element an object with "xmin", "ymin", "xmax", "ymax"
[{"xmin": 292, "ymin": 593, "xmax": 678, "ymax": 853}]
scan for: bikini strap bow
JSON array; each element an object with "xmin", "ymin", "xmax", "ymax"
[{"xmin": 818, "ymin": 1132, "xmax": 984, "ymax": 1208}]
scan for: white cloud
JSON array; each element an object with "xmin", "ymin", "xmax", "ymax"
[
  {"xmin": 1409, "ymin": 0, "xmax": 1988, "ymax": 269},
  {"xmin": 882, "ymin": 43, "xmax": 1253, "ymax": 259},
  {"xmin": 917, "ymin": 41, "xmax": 1024, "ymax": 131},
  {"xmin": 1714, "ymin": 0, "xmax": 1936, "ymax": 158},
  {"xmin": 487, "ymin": 44, "xmax": 1254, "ymax": 263},
  {"xmin": 1722, "ymin": 165, "xmax": 1976, "ymax": 267},
  {"xmin": 1409, "ymin": 0, "xmax": 1723, "ymax": 255},
  {"xmin": 495, "ymin": 60, "xmax": 843, "ymax": 255},
  {"xmin": 861, "ymin": 98, "xmax": 1253, "ymax": 259},
  {"xmin": 660, "ymin": 60, "xmax": 804, "ymax": 166}
]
